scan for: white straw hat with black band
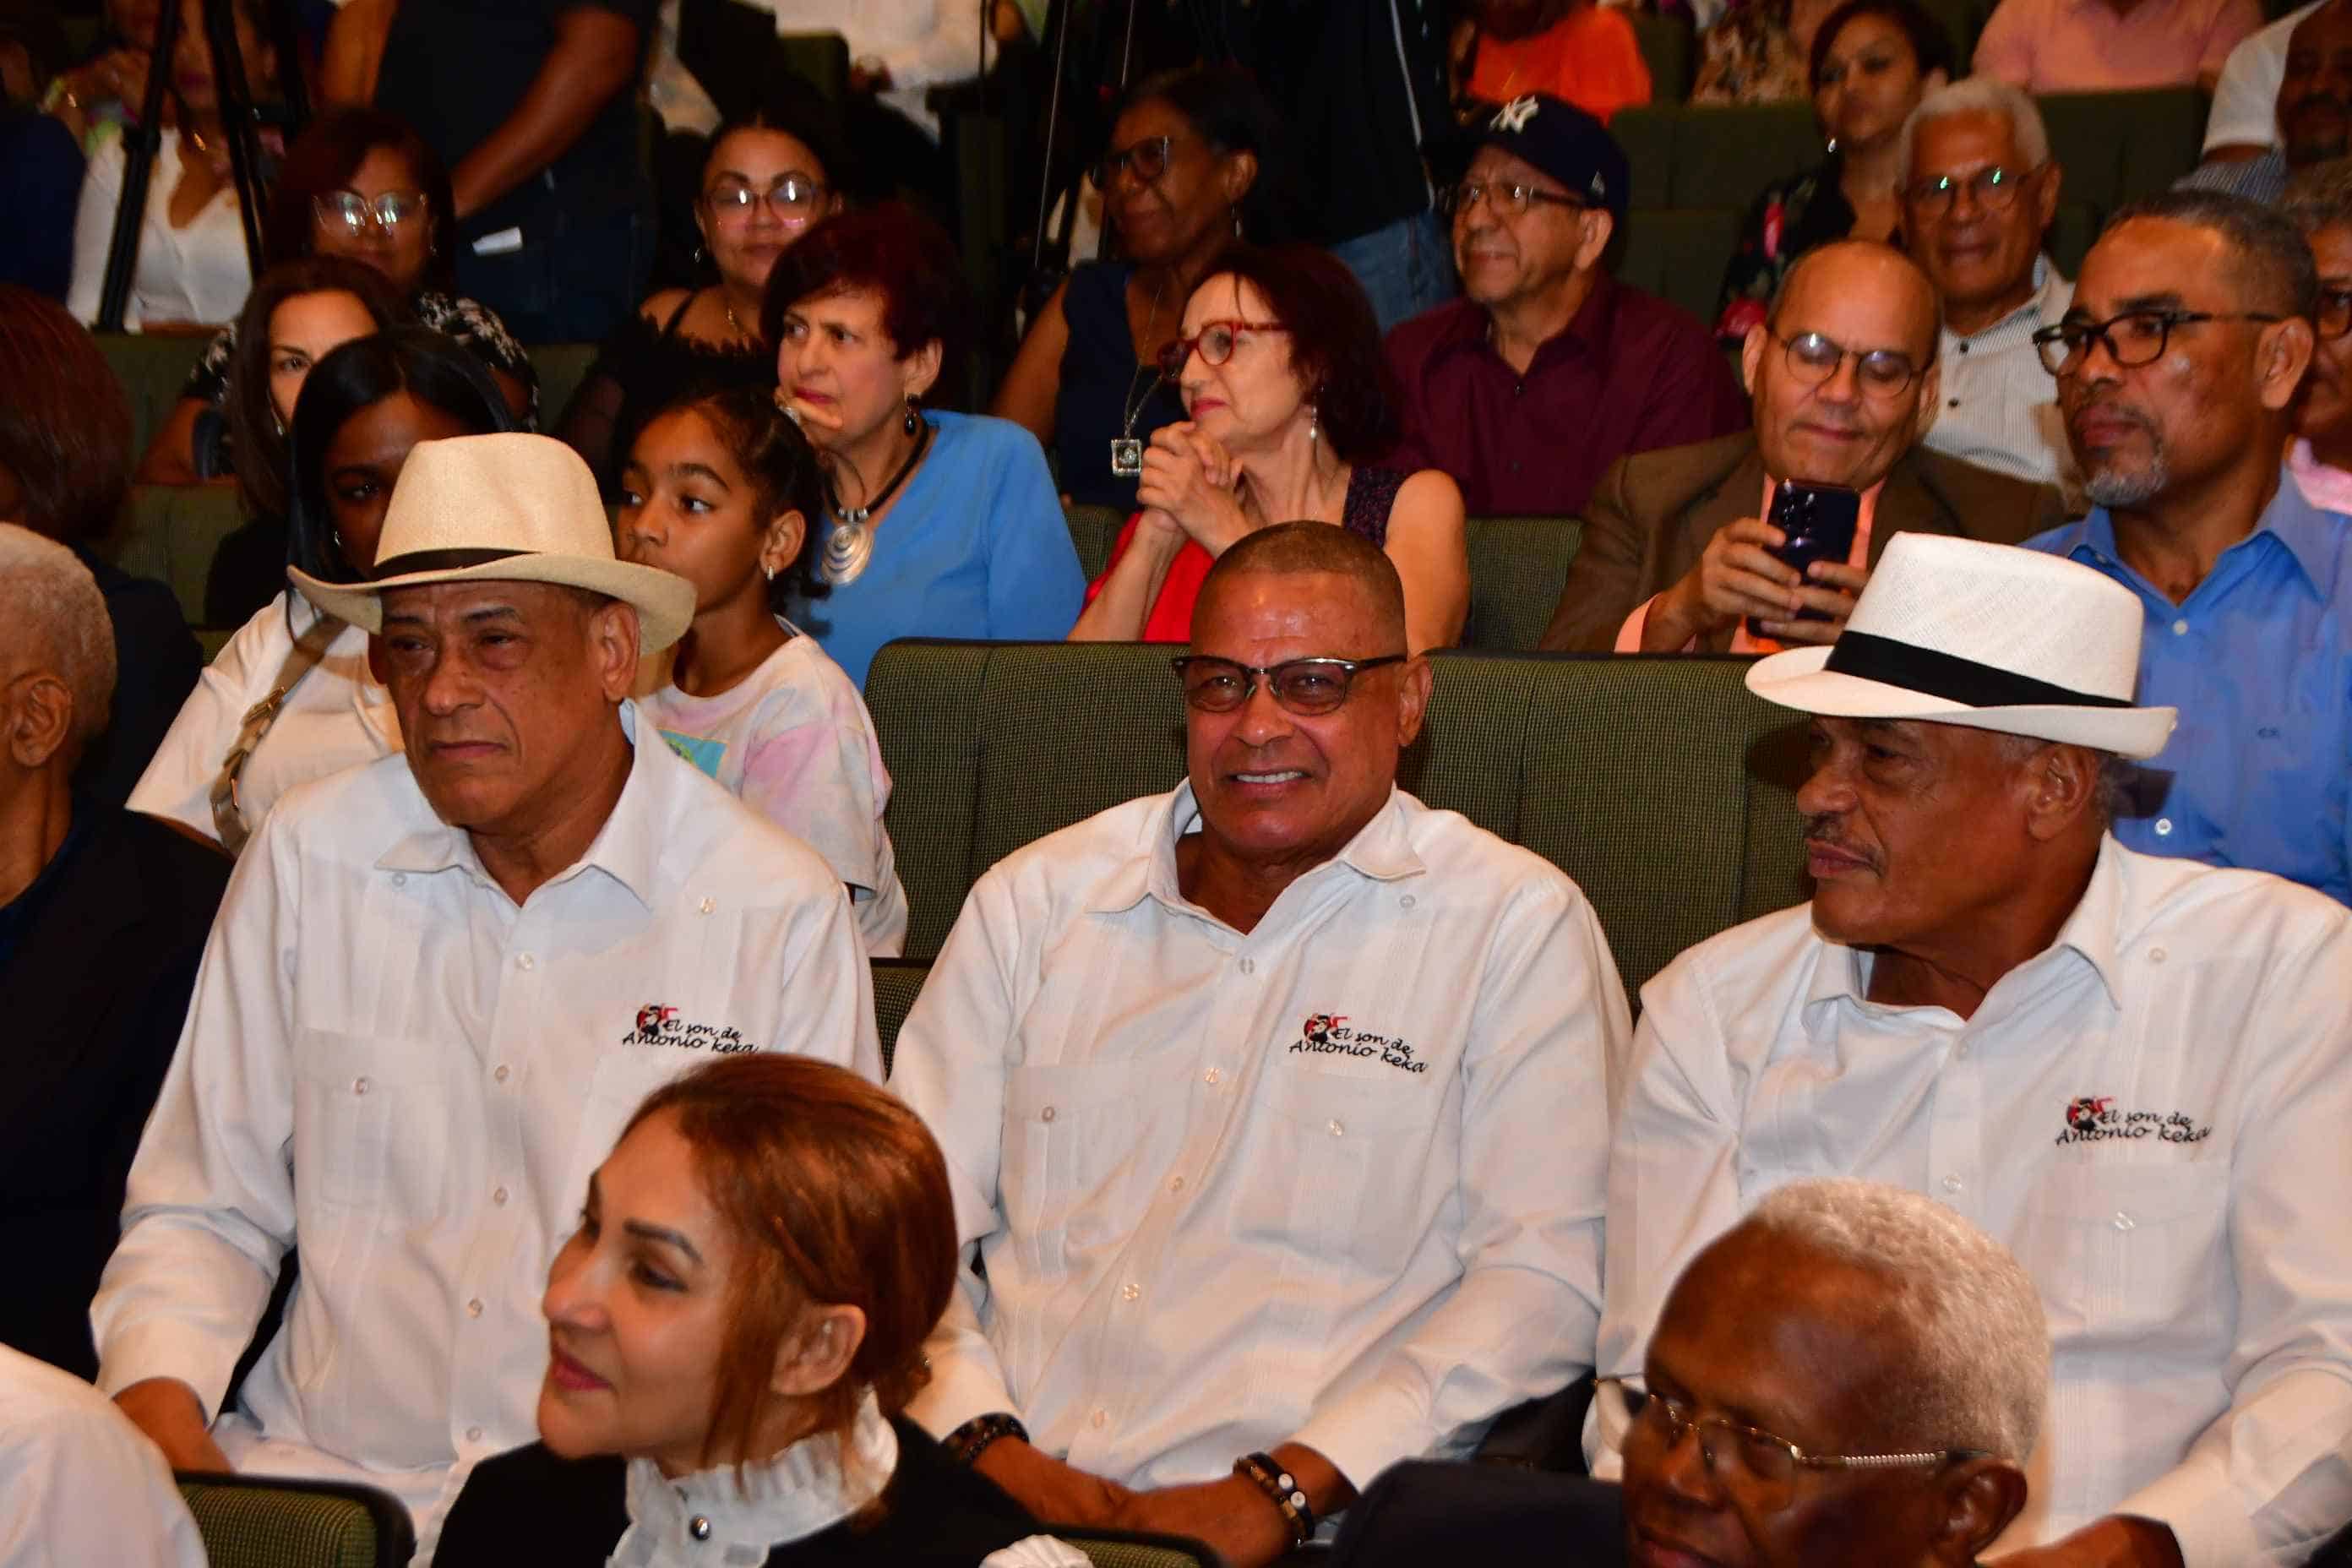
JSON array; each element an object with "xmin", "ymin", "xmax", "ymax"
[
  {"xmin": 1745, "ymin": 533, "xmax": 2177, "ymax": 760},
  {"xmin": 289, "ymin": 433, "xmax": 698, "ymax": 652}
]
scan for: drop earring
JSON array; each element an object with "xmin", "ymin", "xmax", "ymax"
[
  {"xmin": 903, "ymin": 396, "xmax": 920, "ymax": 436},
  {"xmin": 1231, "ymin": 206, "xmax": 1243, "ymax": 238},
  {"xmin": 1308, "ymin": 401, "xmax": 1320, "ymax": 447}
]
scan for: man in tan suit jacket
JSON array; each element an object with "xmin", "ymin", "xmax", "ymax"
[{"xmin": 1539, "ymin": 242, "xmax": 2067, "ymax": 654}]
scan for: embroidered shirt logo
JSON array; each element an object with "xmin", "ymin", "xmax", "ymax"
[
  {"xmin": 2055, "ymin": 1096, "xmax": 2212, "ymax": 1146},
  {"xmin": 622, "ymin": 1004, "xmax": 752, "ymax": 1053},
  {"xmin": 1494, "ymin": 95, "xmax": 1540, "ymax": 133},
  {"xmin": 1292, "ymin": 1012, "xmax": 1427, "ymax": 1075}
]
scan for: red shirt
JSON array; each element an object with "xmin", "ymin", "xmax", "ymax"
[
  {"xmin": 1467, "ymin": 6, "xmax": 1652, "ymax": 124},
  {"xmin": 1383, "ymin": 275, "xmax": 1749, "ymax": 519},
  {"xmin": 1085, "ymin": 519, "xmax": 1214, "ymax": 644}
]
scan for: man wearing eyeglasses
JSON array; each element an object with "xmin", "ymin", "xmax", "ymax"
[
  {"xmin": 895, "ymin": 523, "xmax": 1626, "ymax": 1568},
  {"xmin": 1538, "ymin": 238, "xmax": 2064, "ymax": 653},
  {"xmin": 2025, "ymin": 189, "xmax": 2352, "ymax": 905},
  {"xmin": 1897, "ymin": 79, "xmax": 2077, "ymax": 490},
  {"xmin": 1383, "ymin": 92, "xmax": 1746, "ymax": 519}
]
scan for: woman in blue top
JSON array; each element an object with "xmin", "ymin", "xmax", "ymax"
[{"xmin": 765, "ymin": 204, "xmax": 1085, "ymax": 689}]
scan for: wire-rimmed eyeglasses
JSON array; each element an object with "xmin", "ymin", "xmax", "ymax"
[{"xmin": 1171, "ymin": 655, "xmax": 1407, "ymax": 715}]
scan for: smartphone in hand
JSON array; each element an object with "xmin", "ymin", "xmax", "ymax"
[{"xmin": 1745, "ymin": 481, "xmax": 1862, "ymax": 640}]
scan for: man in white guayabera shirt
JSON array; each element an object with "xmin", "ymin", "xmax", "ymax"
[
  {"xmin": 1598, "ymin": 533, "xmax": 2352, "ymax": 1567},
  {"xmin": 93, "ymin": 433, "xmax": 878, "ymax": 1560},
  {"xmin": 893, "ymin": 520, "xmax": 1629, "ymax": 1568}
]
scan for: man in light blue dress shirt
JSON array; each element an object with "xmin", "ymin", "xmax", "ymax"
[{"xmin": 2029, "ymin": 188, "xmax": 2351, "ymax": 903}]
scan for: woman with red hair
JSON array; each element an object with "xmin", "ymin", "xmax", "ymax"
[{"xmin": 435, "ymin": 1055, "xmax": 1054, "ymax": 1566}]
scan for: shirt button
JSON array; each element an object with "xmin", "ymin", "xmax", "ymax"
[
  {"xmin": 1512, "ymin": 381, "xmax": 1525, "ymax": 397},
  {"xmin": 1205, "ymin": 1067, "xmax": 1221, "ymax": 1086},
  {"xmin": 391, "ymin": 873, "xmax": 407, "ymax": 888},
  {"xmin": 2153, "ymin": 818, "xmax": 2174, "ymax": 837},
  {"xmin": 1091, "ymin": 1408, "xmax": 1108, "ymax": 1429},
  {"xmin": 689, "ymin": 1516, "xmax": 713, "ymax": 1541},
  {"xmin": 1239, "ymin": 956, "xmax": 1255, "ymax": 975},
  {"xmin": 1509, "ymin": 460, "xmax": 1523, "ymax": 472},
  {"xmin": 1328, "ymin": 1119, "xmax": 1345, "ymax": 1137},
  {"xmin": 493, "ymin": 1064, "xmax": 510, "ymax": 1083},
  {"xmin": 1040, "ymin": 1105, "xmax": 1057, "ymax": 1123},
  {"xmin": 466, "ymin": 1298, "xmax": 483, "ymax": 1317},
  {"xmin": 1947, "ymin": 398, "xmax": 1960, "ymax": 408},
  {"xmin": 698, "ymin": 897, "xmax": 716, "ymax": 915},
  {"xmin": 493, "ymin": 1186, "xmax": 508, "ymax": 1206},
  {"xmin": 2113, "ymin": 1211, "xmax": 2135, "ymax": 1232},
  {"xmin": 2149, "ymin": 946, "xmax": 2168, "ymax": 963},
  {"xmin": 352, "ymin": 1076, "xmax": 370, "ymax": 1096},
  {"xmin": 1400, "ymin": 894, "xmax": 1415, "ymax": 909},
  {"xmin": 1169, "ymin": 1175, "xmax": 1185, "ymax": 1193},
  {"xmin": 466, "ymin": 1425, "xmax": 483, "ymax": 1443},
  {"xmin": 2171, "ymin": 618, "xmax": 2190, "ymax": 636},
  {"xmin": 1942, "ymin": 1174, "xmax": 1963, "ymax": 1194},
  {"xmin": 1120, "ymin": 1282, "xmax": 1141, "ymax": 1302},
  {"xmin": 514, "ymin": 952, "xmax": 535, "ymax": 971},
  {"xmin": 1957, "ymin": 341, "xmax": 1969, "ymax": 354}
]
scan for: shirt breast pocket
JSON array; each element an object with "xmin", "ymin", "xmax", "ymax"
[
  {"xmin": 1002, "ymin": 1047, "xmax": 1186, "ymax": 1258},
  {"xmin": 1259, "ymin": 1068, "xmax": 1435, "ymax": 1275},
  {"xmin": 291, "ymin": 1027, "xmax": 449, "ymax": 1218},
  {"xmin": 2022, "ymin": 1161, "xmax": 2228, "ymax": 1349}
]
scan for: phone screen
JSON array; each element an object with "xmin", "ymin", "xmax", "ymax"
[{"xmin": 1745, "ymin": 482, "xmax": 1862, "ymax": 640}]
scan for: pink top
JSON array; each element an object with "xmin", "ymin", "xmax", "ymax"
[
  {"xmin": 1972, "ymin": 0, "xmax": 2258, "ymax": 91},
  {"xmin": 1614, "ymin": 476, "xmax": 1882, "ymax": 653},
  {"xmin": 2290, "ymin": 438, "xmax": 2352, "ymax": 516}
]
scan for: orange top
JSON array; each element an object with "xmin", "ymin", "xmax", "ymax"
[{"xmin": 1469, "ymin": 8, "xmax": 1653, "ymax": 125}]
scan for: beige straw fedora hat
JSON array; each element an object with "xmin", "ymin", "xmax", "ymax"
[
  {"xmin": 289, "ymin": 433, "xmax": 696, "ymax": 651},
  {"xmin": 1745, "ymin": 533, "xmax": 2176, "ymax": 760}
]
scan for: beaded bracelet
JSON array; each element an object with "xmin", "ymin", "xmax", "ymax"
[
  {"xmin": 944, "ymin": 1411, "xmax": 1029, "ymax": 1467},
  {"xmin": 1233, "ymin": 1451, "xmax": 1315, "ymax": 1548}
]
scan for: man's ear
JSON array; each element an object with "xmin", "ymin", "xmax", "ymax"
[
  {"xmin": 590, "ymin": 597, "xmax": 644, "ymax": 701},
  {"xmin": 1929, "ymin": 1457, "xmax": 2030, "ymax": 1564},
  {"xmin": 2034, "ymin": 159, "xmax": 2064, "ymax": 234},
  {"xmin": 1395, "ymin": 656, "xmax": 1435, "ymax": 749},
  {"xmin": 2021, "ymin": 740, "xmax": 2101, "ymax": 842},
  {"xmin": 1575, "ymin": 208, "xmax": 1616, "ymax": 271},
  {"xmin": 1, "ymin": 672, "xmax": 74, "ymax": 770},
  {"xmin": 2257, "ymin": 315, "xmax": 2316, "ymax": 411},
  {"xmin": 1740, "ymin": 321, "xmax": 1769, "ymax": 395},
  {"xmin": 770, "ymin": 1303, "xmax": 868, "ymax": 1399}
]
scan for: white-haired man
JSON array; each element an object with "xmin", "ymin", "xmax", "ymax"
[
  {"xmin": 0, "ymin": 525, "xmax": 229, "ymax": 1383},
  {"xmin": 1897, "ymin": 78, "xmax": 2076, "ymax": 488},
  {"xmin": 94, "ymin": 435, "xmax": 877, "ymax": 1556},
  {"xmin": 1599, "ymin": 533, "xmax": 2352, "ymax": 1565},
  {"xmin": 1338, "ymin": 1178, "xmax": 2050, "ymax": 1565}
]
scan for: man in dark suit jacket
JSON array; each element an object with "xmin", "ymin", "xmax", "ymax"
[
  {"xmin": 1540, "ymin": 241, "xmax": 2067, "ymax": 653},
  {"xmin": 0, "ymin": 526, "xmax": 227, "ymax": 1380}
]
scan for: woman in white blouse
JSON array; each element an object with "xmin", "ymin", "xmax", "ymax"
[
  {"xmin": 129, "ymin": 327, "xmax": 514, "ymax": 847},
  {"xmin": 66, "ymin": 0, "xmax": 277, "ymax": 329}
]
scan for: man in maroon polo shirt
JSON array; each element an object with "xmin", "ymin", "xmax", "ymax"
[{"xmin": 1383, "ymin": 94, "xmax": 1747, "ymax": 518}]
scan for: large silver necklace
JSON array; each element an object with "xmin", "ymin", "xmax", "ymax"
[{"xmin": 819, "ymin": 416, "xmax": 934, "ymax": 586}]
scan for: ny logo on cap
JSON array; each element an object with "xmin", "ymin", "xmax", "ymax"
[{"xmin": 1494, "ymin": 95, "xmax": 1540, "ymax": 133}]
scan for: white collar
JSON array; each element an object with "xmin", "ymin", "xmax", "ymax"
[{"xmin": 610, "ymin": 1392, "xmax": 900, "ymax": 1567}]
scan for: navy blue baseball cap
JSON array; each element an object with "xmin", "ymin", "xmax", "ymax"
[{"xmin": 1442, "ymin": 93, "xmax": 1631, "ymax": 222}]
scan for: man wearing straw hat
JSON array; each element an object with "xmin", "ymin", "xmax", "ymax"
[
  {"xmin": 92, "ymin": 434, "xmax": 879, "ymax": 1555},
  {"xmin": 1597, "ymin": 533, "xmax": 2352, "ymax": 1565}
]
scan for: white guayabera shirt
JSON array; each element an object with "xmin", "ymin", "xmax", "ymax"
[
  {"xmin": 896, "ymin": 781, "xmax": 1630, "ymax": 1497},
  {"xmin": 94, "ymin": 705, "xmax": 878, "ymax": 1558},
  {"xmin": 1597, "ymin": 837, "xmax": 2352, "ymax": 1566}
]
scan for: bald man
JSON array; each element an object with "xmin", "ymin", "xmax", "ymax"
[{"xmin": 1538, "ymin": 240, "xmax": 2067, "ymax": 653}]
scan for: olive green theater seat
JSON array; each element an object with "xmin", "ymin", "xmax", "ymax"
[{"xmin": 176, "ymin": 1474, "xmax": 415, "ymax": 1568}]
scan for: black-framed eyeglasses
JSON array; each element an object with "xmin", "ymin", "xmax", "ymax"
[
  {"xmin": 1156, "ymin": 318, "xmax": 1291, "ymax": 382},
  {"xmin": 2033, "ymin": 308, "xmax": 2287, "ymax": 375},
  {"xmin": 1171, "ymin": 654, "xmax": 1407, "ymax": 715},
  {"xmin": 704, "ymin": 174, "xmax": 826, "ymax": 219},
  {"xmin": 2317, "ymin": 286, "xmax": 2352, "ymax": 341},
  {"xmin": 313, "ymin": 189, "xmax": 428, "ymax": 235},
  {"xmin": 1095, "ymin": 133, "xmax": 1182, "ymax": 190},
  {"xmin": 1602, "ymin": 1377, "xmax": 1984, "ymax": 1514},
  {"xmin": 1443, "ymin": 178, "xmax": 1588, "ymax": 220},
  {"xmin": 1769, "ymin": 329, "xmax": 1924, "ymax": 397},
  {"xmin": 1902, "ymin": 164, "xmax": 2034, "ymax": 216}
]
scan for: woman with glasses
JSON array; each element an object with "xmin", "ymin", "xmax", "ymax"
[
  {"xmin": 1069, "ymin": 243, "xmax": 1468, "ymax": 653},
  {"xmin": 137, "ymin": 106, "xmax": 536, "ymax": 487},
  {"xmin": 1712, "ymin": 0, "xmax": 1950, "ymax": 344},
  {"xmin": 766, "ymin": 203, "xmax": 1085, "ymax": 689},
  {"xmin": 992, "ymin": 64, "xmax": 1291, "ymax": 511},
  {"xmin": 2286, "ymin": 172, "xmax": 2352, "ymax": 512},
  {"xmin": 557, "ymin": 103, "xmax": 845, "ymax": 491}
]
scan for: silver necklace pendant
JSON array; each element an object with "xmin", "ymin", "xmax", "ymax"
[
  {"xmin": 819, "ymin": 518, "xmax": 874, "ymax": 585},
  {"xmin": 1110, "ymin": 438, "xmax": 1143, "ymax": 477}
]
